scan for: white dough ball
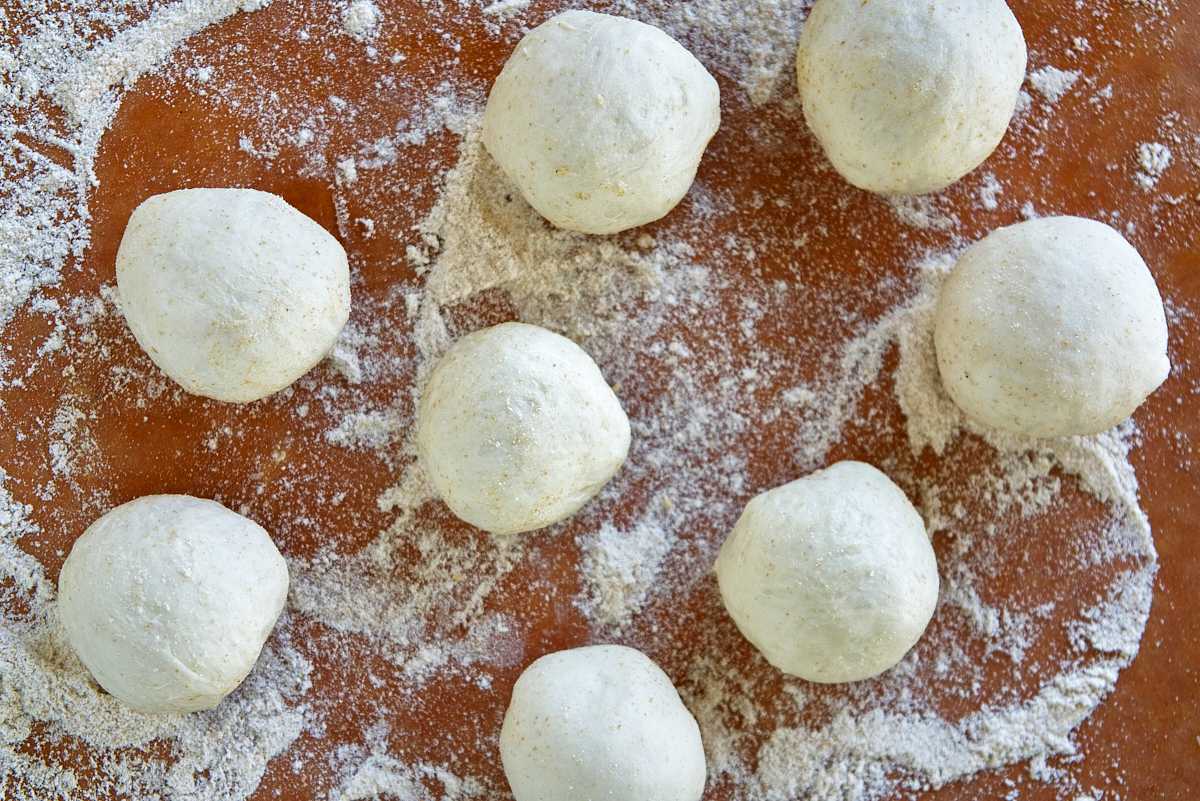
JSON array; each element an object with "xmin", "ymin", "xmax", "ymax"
[
  {"xmin": 116, "ymin": 188, "xmax": 351, "ymax": 403},
  {"xmin": 500, "ymin": 645, "xmax": 706, "ymax": 801},
  {"xmin": 482, "ymin": 10, "xmax": 721, "ymax": 235},
  {"xmin": 417, "ymin": 322, "xmax": 630, "ymax": 536},
  {"xmin": 58, "ymin": 495, "xmax": 289, "ymax": 714},
  {"xmin": 796, "ymin": 0, "xmax": 1027, "ymax": 195},
  {"xmin": 715, "ymin": 462, "xmax": 939, "ymax": 684},
  {"xmin": 935, "ymin": 216, "xmax": 1171, "ymax": 438}
]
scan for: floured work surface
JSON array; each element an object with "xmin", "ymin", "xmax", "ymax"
[{"xmin": 0, "ymin": 1, "xmax": 1197, "ymax": 800}]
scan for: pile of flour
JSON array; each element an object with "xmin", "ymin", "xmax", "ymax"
[{"xmin": 0, "ymin": 1, "xmax": 1193, "ymax": 800}]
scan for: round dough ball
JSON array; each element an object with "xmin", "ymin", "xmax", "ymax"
[
  {"xmin": 796, "ymin": 0, "xmax": 1027, "ymax": 195},
  {"xmin": 482, "ymin": 10, "xmax": 721, "ymax": 235},
  {"xmin": 116, "ymin": 188, "xmax": 351, "ymax": 403},
  {"xmin": 58, "ymin": 495, "xmax": 289, "ymax": 714},
  {"xmin": 935, "ymin": 216, "xmax": 1170, "ymax": 437},
  {"xmin": 417, "ymin": 322, "xmax": 630, "ymax": 535},
  {"xmin": 500, "ymin": 645, "xmax": 706, "ymax": 801},
  {"xmin": 715, "ymin": 462, "xmax": 939, "ymax": 683}
]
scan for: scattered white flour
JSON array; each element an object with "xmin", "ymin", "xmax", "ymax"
[
  {"xmin": 323, "ymin": 408, "xmax": 404, "ymax": 451},
  {"xmin": 481, "ymin": 0, "xmax": 533, "ymax": 18},
  {"xmin": 0, "ymin": 0, "xmax": 270, "ymax": 331},
  {"xmin": 341, "ymin": 0, "xmax": 382, "ymax": 41},
  {"xmin": 977, "ymin": 172, "xmax": 1004, "ymax": 211},
  {"xmin": 577, "ymin": 514, "xmax": 675, "ymax": 629},
  {"xmin": 389, "ymin": 125, "xmax": 1163, "ymax": 800},
  {"xmin": 1135, "ymin": 141, "xmax": 1173, "ymax": 190},
  {"xmin": 1028, "ymin": 65, "xmax": 1082, "ymax": 104},
  {"xmin": 288, "ymin": 468, "xmax": 528, "ymax": 684},
  {"xmin": 332, "ymin": 753, "xmax": 486, "ymax": 801},
  {"xmin": 886, "ymin": 194, "xmax": 959, "ymax": 231},
  {"xmin": 1, "ymin": 1, "xmax": 1194, "ymax": 800},
  {"xmin": 610, "ymin": 0, "xmax": 809, "ymax": 106}
]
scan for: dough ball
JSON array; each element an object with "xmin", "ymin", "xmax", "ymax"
[
  {"xmin": 715, "ymin": 461, "xmax": 939, "ymax": 683},
  {"xmin": 935, "ymin": 216, "xmax": 1170, "ymax": 437},
  {"xmin": 796, "ymin": 0, "xmax": 1027, "ymax": 195},
  {"xmin": 417, "ymin": 322, "xmax": 630, "ymax": 535},
  {"xmin": 482, "ymin": 10, "xmax": 721, "ymax": 235},
  {"xmin": 500, "ymin": 645, "xmax": 706, "ymax": 801},
  {"xmin": 116, "ymin": 188, "xmax": 351, "ymax": 403},
  {"xmin": 58, "ymin": 495, "xmax": 289, "ymax": 714}
]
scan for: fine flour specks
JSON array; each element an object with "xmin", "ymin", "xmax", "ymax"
[
  {"xmin": 1028, "ymin": 65, "xmax": 1082, "ymax": 104},
  {"xmin": 341, "ymin": 0, "xmax": 383, "ymax": 41},
  {"xmin": 1, "ymin": 1, "xmax": 1193, "ymax": 800},
  {"xmin": 1135, "ymin": 141, "xmax": 1173, "ymax": 190},
  {"xmin": 577, "ymin": 514, "xmax": 676, "ymax": 630}
]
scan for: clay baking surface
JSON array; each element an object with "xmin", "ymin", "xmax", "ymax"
[{"xmin": 0, "ymin": 1, "xmax": 1197, "ymax": 800}]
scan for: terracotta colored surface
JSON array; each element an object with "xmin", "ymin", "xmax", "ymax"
[{"xmin": 1, "ymin": 1, "xmax": 1197, "ymax": 799}]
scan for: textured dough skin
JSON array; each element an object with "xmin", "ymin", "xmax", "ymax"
[
  {"xmin": 57, "ymin": 495, "xmax": 289, "ymax": 714},
  {"xmin": 715, "ymin": 462, "xmax": 939, "ymax": 684},
  {"xmin": 796, "ymin": 0, "xmax": 1027, "ymax": 195},
  {"xmin": 500, "ymin": 645, "xmax": 706, "ymax": 801},
  {"xmin": 116, "ymin": 188, "xmax": 350, "ymax": 403},
  {"xmin": 482, "ymin": 10, "xmax": 721, "ymax": 235},
  {"xmin": 935, "ymin": 216, "xmax": 1170, "ymax": 438},
  {"xmin": 417, "ymin": 322, "xmax": 631, "ymax": 536}
]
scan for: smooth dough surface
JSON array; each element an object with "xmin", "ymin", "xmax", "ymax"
[
  {"xmin": 715, "ymin": 461, "xmax": 939, "ymax": 684},
  {"xmin": 58, "ymin": 495, "xmax": 289, "ymax": 714},
  {"xmin": 500, "ymin": 645, "xmax": 706, "ymax": 801},
  {"xmin": 935, "ymin": 216, "xmax": 1170, "ymax": 437},
  {"xmin": 116, "ymin": 188, "xmax": 350, "ymax": 403},
  {"xmin": 482, "ymin": 10, "xmax": 720, "ymax": 234},
  {"xmin": 416, "ymin": 322, "xmax": 631, "ymax": 535},
  {"xmin": 796, "ymin": 0, "xmax": 1027, "ymax": 195}
]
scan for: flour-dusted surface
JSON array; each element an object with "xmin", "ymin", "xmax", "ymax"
[{"xmin": 1, "ymin": 1, "xmax": 1198, "ymax": 801}]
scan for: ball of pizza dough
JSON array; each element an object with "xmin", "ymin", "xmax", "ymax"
[
  {"xmin": 715, "ymin": 461, "xmax": 939, "ymax": 683},
  {"xmin": 935, "ymin": 216, "xmax": 1171, "ymax": 437},
  {"xmin": 116, "ymin": 188, "xmax": 351, "ymax": 403},
  {"xmin": 417, "ymin": 322, "xmax": 630, "ymax": 535},
  {"xmin": 58, "ymin": 495, "xmax": 289, "ymax": 714},
  {"xmin": 482, "ymin": 10, "xmax": 721, "ymax": 234},
  {"xmin": 500, "ymin": 645, "xmax": 706, "ymax": 801},
  {"xmin": 796, "ymin": 0, "xmax": 1027, "ymax": 195}
]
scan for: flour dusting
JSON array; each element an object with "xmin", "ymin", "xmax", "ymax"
[{"xmin": 0, "ymin": 1, "xmax": 1195, "ymax": 800}]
